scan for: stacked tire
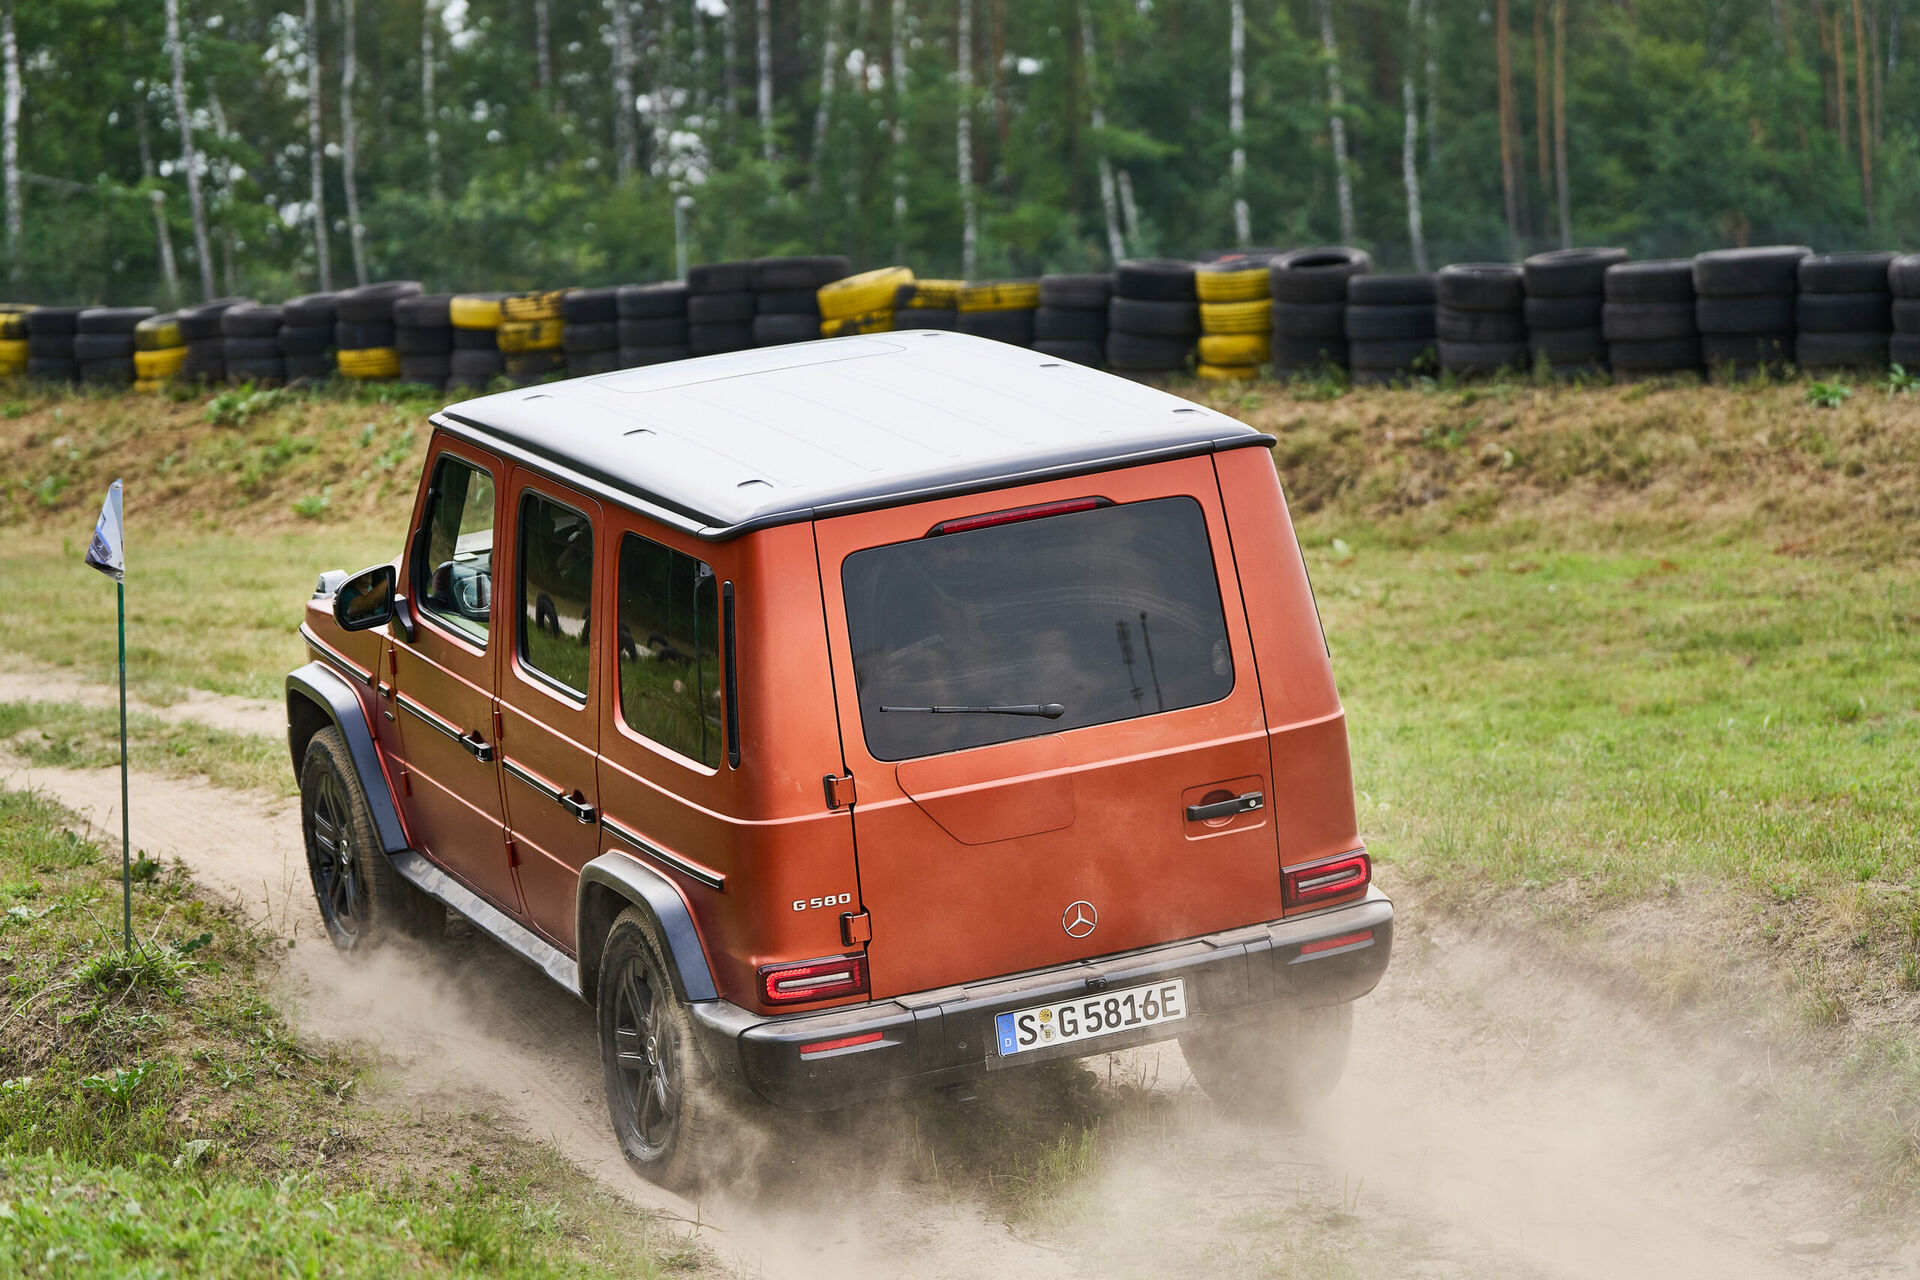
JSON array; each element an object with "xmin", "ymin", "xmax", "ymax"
[
  {"xmin": 1270, "ymin": 247, "xmax": 1371, "ymax": 375},
  {"xmin": 1107, "ymin": 259, "xmax": 1198, "ymax": 375},
  {"xmin": 133, "ymin": 313, "xmax": 185, "ymax": 391},
  {"xmin": 1437, "ymin": 264, "xmax": 1528, "ymax": 377},
  {"xmin": 178, "ymin": 299, "xmax": 250, "ymax": 384},
  {"xmin": 1691, "ymin": 246, "xmax": 1808, "ymax": 377},
  {"xmin": 560, "ymin": 287, "xmax": 621, "ymax": 376},
  {"xmin": 891, "ymin": 278, "xmax": 961, "ymax": 332},
  {"xmin": 1033, "ymin": 274, "xmax": 1112, "ymax": 367},
  {"xmin": 1522, "ymin": 247, "xmax": 1625, "ymax": 378},
  {"xmin": 1602, "ymin": 260, "xmax": 1700, "ymax": 379},
  {"xmin": 498, "ymin": 289, "xmax": 566, "ymax": 384},
  {"xmin": 26, "ymin": 306, "xmax": 81, "ymax": 383},
  {"xmin": 686, "ymin": 261, "xmax": 757, "ymax": 356},
  {"xmin": 1194, "ymin": 258, "xmax": 1270, "ymax": 380},
  {"xmin": 1346, "ymin": 275, "xmax": 1438, "ymax": 385},
  {"xmin": 753, "ymin": 256, "xmax": 849, "ymax": 347},
  {"xmin": 395, "ymin": 294, "xmax": 456, "ymax": 389},
  {"xmin": 1892, "ymin": 255, "xmax": 1920, "ymax": 370},
  {"xmin": 616, "ymin": 283, "xmax": 690, "ymax": 368},
  {"xmin": 281, "ymin": 293, "xmax": 338, "ymax": 383},
  {"xmin": 449, "ymin": 294, "xmax": 507, "ymax": 390},
  {"xmin": 337, "ymin": 282, "xmax": 420, "ymax": 383},
  {"xmin": 956, "ymin": 279, "xmax": 1039, "ymax": 347},
  {"xmin": 76, "ymin": 307, "xmax": 154, "ymax": 388},
  {"xmin": 221, "ymin": 303, "xmax": 286, "ymax": 385},
  {"xmin": 819, "ymin": 267, "xmax": 913, "ymax": 337},
  {"xmin": 1794, "ymin": 252, "xmax": 1894, "ymax": 371},
  {"xmin": 0, "ymin": 306, "xmax": 28, "ymax": 378}
]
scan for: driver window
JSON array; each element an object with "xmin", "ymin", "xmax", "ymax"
[{"xmin": 416, "ymin": 455, "xmax": 496, "ymax": 645}]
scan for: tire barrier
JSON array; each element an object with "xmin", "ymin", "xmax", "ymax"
[
  {"xmin": 1345, "ymin": 273, "xmax": 1437, "ymax": 385},
  {"xmin": 336, "ymin": 282, "xmax": 422, "ymax": 383},
  {"xmin": 616, "ymin": 282, "xmax": 690, "ymax": 370},
  {"xmin": 221, "ymin": 303, "xmax": 285, "ymax": 386},
  {"xmin": 1891, "ymin": 254, "xmax": 1920, "ymax": 370},
  {"xmin": 0, "ymin": 305, "xmax": 30, "ymax": 379},
  {"xmin": 1794, "ymin": 252, "xmax": 1894, "ymax": 371},
  {"xmin": 1692, "ymin": 246, "xmax": 1808, "ymax": 377},
  {"xmin": 687, "ymin": 260, "xmax": 757, "ymax": 357},
  {"xmin": 395, "ymin": 293, "xmax": 456, "ymax": 390},
  {"xmin": 1437, "ymin": 263, "xmax": 1527, "ymax": 376},
  {"xmin": 1194, "ymin": 257, "xmax": 1270, "ymax": 380},
  {"xmin": 955, "ymin": 279, "xmax": 1039, "ymax": 347},
  {"xmin": 752, "ymin": 256, "xmax": 847, "ymax": 348},
  {"xmin": 26, "ymin": 305, "xmax": 80, "ymax": 384},
  {"xmin": 1107, "ymin": 259, "xmax": 1197, "ymax": 373},
  {"xmin": 74, "ymin": 306, "xmax": 156, "ymax": 389},
  {"xmin": 449, "ymin": 292, "xmax": 507, "ymax": 391},
  {"xmin": 132, "ymin": 312, "xmax": 185, "ymax": 391},
  {"xmin": 1522, "ymin": 247, "xmax": 1624, "ymax": 379},
  {"xmin": 559, "ymin": 287, "xmax": 620, "ymax": 376},
  {"xmin": 1270, "ymin": 247, "xmax": 1370, "ymax": 375},
  {"xmin": 819, "ymin": 266, "xmax": 914, "ymax": 336},
  {"xmin": 1602, "ymin": 259, "xmax": 1698, "ymax": 378},
  {"xmin": 1034, "ymin": 273, "xmax": 1112, "ymax": 367},
  {"xmin": 281, "ymin": 293, "xmax": 338, "ymax": 384}
]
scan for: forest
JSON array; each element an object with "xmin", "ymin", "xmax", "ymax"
[{"xmin": 6, "ymin": 0, "xmax": 1918, "ymax": 305}]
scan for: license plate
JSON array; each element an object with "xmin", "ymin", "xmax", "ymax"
[{"xmin": 994, "ymin": 979, "xmax": 1187, "ymax": 1057}]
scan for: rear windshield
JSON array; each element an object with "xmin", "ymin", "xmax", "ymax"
[{"xmin": 841, "ymin": 496, "xmax": 1235, "ymax": 761}]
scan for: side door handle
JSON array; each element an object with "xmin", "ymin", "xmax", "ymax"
[
  {"xmin": 1185, "ymin": 791, "xmax": 1264, "ymax": 822},
  {"xmin": 559, "ymin": 791, "xmax": 597, "ymax": 824},
  {"xmin": 459, "ymin": 730, "xmax": 494, "ymax": 763}
]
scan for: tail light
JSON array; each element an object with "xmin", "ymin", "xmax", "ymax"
[
  {"xmin": 759, "ymin": 954, "xmax": 870, "ymax": 1005},
  {"xmin": 800, "ymin": 1031, "xmax": 884, "ymax": 1056},
  {"xmin": 1283, "ymin": 850, "xmax": 1371, "ymax": 910},
  {"xmin": 927, "ymin": 496, "xmax": 1110, "ymax": 536}
]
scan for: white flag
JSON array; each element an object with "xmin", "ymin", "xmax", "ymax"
[{"xmin": 85, "ymin": 479, "xmax": 125, "ymax": 582}]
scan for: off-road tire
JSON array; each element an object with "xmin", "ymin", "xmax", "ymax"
[
  {"xmin": 1603, "ymin": 259, "xmax": 1695, "ymax": 303},
  {"xmin": 1521, "ymin": 246, "xmax": 1627, "ymax": 297},
  {"xmin": 299, "ymin": 726, "xmax": 441, "ymax": 951},
  {"xmin": 1180, "ymin": 1001, "xmax": 1353, "ymax": 1121},
  {"xmin": 1348, "ymin": 273, "xmax": 1435, "ymax": 307}
]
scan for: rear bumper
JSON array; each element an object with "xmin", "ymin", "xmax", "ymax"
[{"xmin": 687, "ymin": 887, "xmax": 1393, "ymax": 1112}]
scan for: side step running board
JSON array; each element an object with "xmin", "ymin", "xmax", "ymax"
[{"xmin": 388, "ymin": 849, "xmax": 582, "ymax": 997}]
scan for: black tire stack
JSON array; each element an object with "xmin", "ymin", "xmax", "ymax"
[
  {"xmin": 337, "ymin": 282, "xmax": 422, "ymax": 383},
  {"xmin": 893, "ymin": 279, "xmax": 962, "ymax": 331},
  {"xmin": 1345, "ymin": 275, "xmax": 1437, "ymax": 385},
  {"xmin": 394, "ymin": 294, "xmax": 456, "ymax": 389},
  {"xmin": 753, "ymin": 256, "xmax": 849, "ymax": 347},
  {"xmin": 177, "ymin": 298, "xmax": 249, "ymax": 384},
  {"xmin": 448, "ymin": 294, "xmax": 507, "ymax": 391},
  {"xmin": 1691, "ymin": 246, "xmax": 1808, "ymax": 377},
  {"xmin": 1602, "ymin": 260, "xmax": 1700, "ymax": 379},
  {"xmin": 617, "ymin": 283, "xmax": 691, "ymax": 368},
  {"xmin": 281, "ymin": 293, "xmax": 338, "ymax": 383},
  {"xmin": 560, "ymin": 287, "xmax": 622, "ymax": 376},
  {"xmin": 1437, "ymin": 264, "xmax": 1529, "ymax": 377},
  {"xmin": 1270, "ymin": 247, "xmax": 1371, "ymax": 375},
  {"xmin": 1522, "ymin": 247, "xmax": 1625, "ymax": 378},
  {"xmin": 221, "ymin": 303, "xmax": 286, "ymax": 385},
  {"xmin": 498, "ymin": 290, "xmax": 567, "ymax": 385},
  {"xmin": 75, "ymin": 307, "xmax": 154, "ymax": 388},
  {"xmin": 1892, "ymin": 256, "xmax": 1920, "ymax": 370},
  {"xmin": 956, "ymin": 280, "xmax": 1040, "ymax": 347},
  {"xmin": 1794, "ymin": 252, "xmax": 1894, "ymax": 372},
  {"xmin": 687, "ymin": 260, "xmax": 757, "ymax": 356},
  {"xmin": 1033, "ymin": 274, "xmax": 1112, "ymax": 367},
  {"xmin": 1106, "ymin": 259, "xmax": 1198, "ymax": 375},
  {"xmin": 26, "ymin": 307, "xmax": 82, "ymax": 383}
]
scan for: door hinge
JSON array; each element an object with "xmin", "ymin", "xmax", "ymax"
[
  {"xmin": 397, "ymin": 765, "xmax": 411, "ymax": 797},
  {"xmin": 505, "ymin": 831, "xmax": 520, "ymax": 868},
  {"xmin": 492, "ymin": 706, "xmax": 504, "ymax": 741},
  {"xmin": 823, "ymin": 772, "xmax": 857, "ymax": 811},
  {"xmin": 840, "ymin": 909, "xmax": 872, "ymax": 946}
]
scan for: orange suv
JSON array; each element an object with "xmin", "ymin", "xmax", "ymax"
[{"xmin": 287, "ymin": 332, "xmax": 1392, "ymax": 1185}]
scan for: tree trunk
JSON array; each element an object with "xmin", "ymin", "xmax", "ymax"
[
  {"xmin": 340, "ymin": 0, "xmax": 368, "ymax": 285},
  {"xmin": 534, "ymin": 0, "xmax": 553, "ymax": 111},
  {"xmin": 1315, "ymin": 0, "xmax": 1355, "ymax": 244},
  {"xmin": 1853, "ymin": 0, "xmax": 1873, "ymax": 219},
  {"xmin": 1424, "ymin": 0, "xmax": 1438, "ymax": 169},
  {"xmin": 722, "ymin": 0, "xmax": 738, "ymax": 131},
  {"xmin": 611, "ymin": 0, "xmax": 637, "ymax": 181},
  {"xmin": 129, "ymin": 63, "xmax": 182, "ymax": 304},
  {"xmin": 1834, "ymin": 6, "xmax": 1850, "ymax": 161},
  {"xmin": 1, "ymin": 0, "xmax": 19, "ymax": 286},
  {"xmin": 809, "ymin": 0, "xmax": 841, "ymax": 195},
  {"xmin": 1495, "ymin": 0, "xmax": 1521, "ymax": 258},
  {"xmin": 991, "ymin": 0, "xmax": 1009, "ymax": 150},
  {"xmin": 204, "ymin": 88, "xmax": 241, "ymax": 296},
  {"xmin": 1401, "ymin": 0, "xmax": 1427, "ymax": 272},
  {"xmin": 164, "ymin": 0, "xmax": 216, "ymax": 300},
  {"xmin": 957, "ymin": 0, "xmax": 977, "ymax": 277},
  {"xmin": 891, "ymin": 0, "xmax": 908, "ymax": 259},
  {"xmin": 1078, "ymin": 0, "xmax": 1125, "ymax": 262},
  {"xmin": 422, "ymin": 0, "xmax": 442, "ymax": 202},
  {"xmin": 1553, "ymin": 0, "xmax": 1571, "ymax": 248},
  {"xmin": 757, "ymin": 0, "xmax": 776, "ymax": 162},
  {"xmin": 1229, "ymin": 0, "xmax": 1249, "ymax": 248},
  {"xmin": 1773, "ymin": 0, "xmax": 1788, "ymax": 50},
  {"xmin": 304, "ymin": 0, "xmax": 331, "ymax": 290},
  {"xmin": 1533, "ymin": 0, "xmax": 1550, "ymax": 232},
  {"xmin": 1117, "ymin": 168, "xmax": 1141, "ymax": 250},
  {"xmin": 654, "ymin": 0, "xmax": 678, "ymax": 178}
]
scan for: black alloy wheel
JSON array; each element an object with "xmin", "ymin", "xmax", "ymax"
[
  {"xmin": 597, "ymin": 907, "xmax": 714, "ymax": 1187},
  {"xmin": 307, "ymin": 768, "xmax": 367, "ymax": 944},
  {"xmin": 607, "ymin": 949, "xmax": 680, "ymax": 1160}
]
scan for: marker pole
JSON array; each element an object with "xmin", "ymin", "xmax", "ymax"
[{"xmin": 118, "ymin": 577, "xmax": 131, "ymax": 954}]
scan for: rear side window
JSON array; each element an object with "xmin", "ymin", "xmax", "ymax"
[
  {"xmin": 417, "ymin": 456, "xmax": 496, "ymax": 645},
  {"xmin": 517, "ymin": 492, "xmax": 594, "ymax": 697},
  {"xmin": 841, "ymin": 496, "xmax": 1235, "ymax": 762},
  {"xmin": 617, "ymin": 533, "xmax": 723, "ymax": 767}
]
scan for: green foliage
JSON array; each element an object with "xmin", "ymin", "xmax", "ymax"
[
  {"xmin": 1884, "ymin": 364, "xmax": 1920, "ymax": 395},
  {"xmin": 1806, "ymin": 380, "xmax": 1854, "ymax": 408}
]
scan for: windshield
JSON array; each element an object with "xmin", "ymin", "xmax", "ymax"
[{"xmin": 841, "ymin": 496, "xmax": 1235, "ymax": 761}]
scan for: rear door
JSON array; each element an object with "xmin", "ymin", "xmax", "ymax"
[{"xmin": 813, "ymin": 458, "xmax": 1283, "ymax": 1000}]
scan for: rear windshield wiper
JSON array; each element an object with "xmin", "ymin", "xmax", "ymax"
[{"xmin": 879, "ymin": 703, "xmax": 1065, "ymax": 719}]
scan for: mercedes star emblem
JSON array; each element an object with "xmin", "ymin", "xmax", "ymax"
[{"xmin": 1062, "ymin": 900, "xmax": 1098, "ymax": 939}]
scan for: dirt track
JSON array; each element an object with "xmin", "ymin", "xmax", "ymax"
[{"xmin": 4, "ymin": 691, "xmax": 1912, "ymax": 1279}]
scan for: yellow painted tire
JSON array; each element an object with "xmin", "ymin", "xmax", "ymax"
[
  {"xmin": 338, "ymin": 347, "xmax": 402, "ymax": 379},
  {"xmin": 502, "ymin": 290, "xmax": 568, "ymax": 322},
  {"xmin": 1197, "ymin": 363, "xmax": 1262, "ymax": 381},
  {"xmin": 900, "ymin": 278, "xmax": 964, "ymax": 309},
  {"xmin": 497, "ymin": 319, "xmax": 565, "ymax": 353},
  {"xmin": 1200, "ymin": 299, "xmax": 1273, "ymax": 335},
  {"xmin": 134, "ymin": 315, "xmax": 183, "ymax": 350},
  {"xmin": 1198, "ymin": 333, "xmax": 1270, "ymax": 366},
  {"xmin": 133, "ymin": 347, "xmax": 188, "ymax": 379},
  {"xmin": 1196, "ymin": 265, "xmax": 1271, "ymax": 302},
  {"xmin": 0, "ymin": 337, "xmax": 27, "ymax": 366},
  {"xmin": 821, "ymin": 310, "xmax": 894, "ymax": 338},
  {"xmin": 0, "ymin": 304, "xmax": 33, "ymax": 341},
  {"xmin": 450, "ymin": 295, "xmax": 506, "ymax": 329},
  {"xmin": 819, "ymin": 267, "xmax": 914, "ymax": 321},
  {"xmin": 957, "ymin": 280, "xmax": 1042, "ymax": 313}
]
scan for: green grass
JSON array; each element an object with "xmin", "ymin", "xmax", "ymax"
[
  {"xmin": 0, "ymin": 701, "xmax": 291, "ymax": 795},
  {"xmin": 0, "ymin": 783, "xmax": 698, "ymax": 1278}
]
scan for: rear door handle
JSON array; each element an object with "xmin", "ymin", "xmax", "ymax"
[
  {"xmin": 560, "ymin": 791, "xmax": 597, "ymax": 824},
  {"xmin": 459, "ymin": 730, "xmax": 494, "ymax": 762},
  {"xmin": 1186, "ymin": 791, "xmax": 1264, "ymax": 822}
]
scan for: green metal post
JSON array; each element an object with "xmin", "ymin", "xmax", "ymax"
[{"xmin": 118, "ymin": 578, "xmax": 131, "ymax": 954}]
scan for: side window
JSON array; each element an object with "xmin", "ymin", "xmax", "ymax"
[
  {"xmin": 617, "ymin": 533, "xmax": 722, "ymax": 767},
  {"xmin": 517, "ymin": 492, "xmax": 595, "ymax": 698},
  {"xmin": 416, "ymin": 456, "xmax": 496, "ymax": 645}
]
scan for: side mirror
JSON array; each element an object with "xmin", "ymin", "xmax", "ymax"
[{"xmin": 333, "ymin": 564, "xmax": 397, "ymax": 632}]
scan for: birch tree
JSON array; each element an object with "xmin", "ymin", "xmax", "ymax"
[
  {"xmin": 1424, "ymin": 0, "xmax": 1438, "ymax": 168},
  {"xmin": 129, "ymin": 71, "xmax": 182, "ymax": 303},
  {"xmin": 757, "ymin": 0, "xmax": 776, "ymax": 162},
  {"xmin": 957, "ymin": 0, "xmax": 977, "ymax": 278},
  {"xmin": 611, "ymin": 0, "xmax": 638, "ymax": 180},
  {"xmin": 890, "ymin": 0, "xmax": 908, "ymax": 258},
  {"xmin": 204, "ymin": 88, "xmax": 241, "ymax": 295},
  {"xmin": 1077, "ymin": 0, "xmax": 1124, "ymax": 262},
  {"xmin": 534, "ymin": 0, "xmax": 553, "ymax": 110},
  {"xmin": 1553, "ymin": 0, "xmax": 1570, "ymax": 248},
  {"xmin": 1315, "ymin": 0, "xmax": 1355, "ymax": 244},
  {"xmin": 1229, "ymin": 0, "xmax": 1249, "ymax": 248},
  {"xmin": 422, "ymin": 0, "xmax": 442, "ymax": 202},
  {"xmin": 1402, "ymin": 0, "xmax": 1428, "ymax": 272},
  {"xmin": 1854, "ymin": 0, "xmax": 1874, "ymax": 219},
  {"xmin": 1, "ymin": 0, "xmax": 19, "ymax": 286},
  {"xmin": 164, "ymin": 0, "xmax": 216, "ymax": 300},
  {"xmin": 305, "ymin": 0, "xmax": 331, "ymax": 289},
  {"xmin": 809, "ymin": 0, "xmax": 842, "ymax": 195},
  {"xmin": 1495, "ymin": 0, "xmax": 1521, "ymax": 257},
  {"xmin": 341, "ymin": 0, "xmax": 369, "ymax": 285}
]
